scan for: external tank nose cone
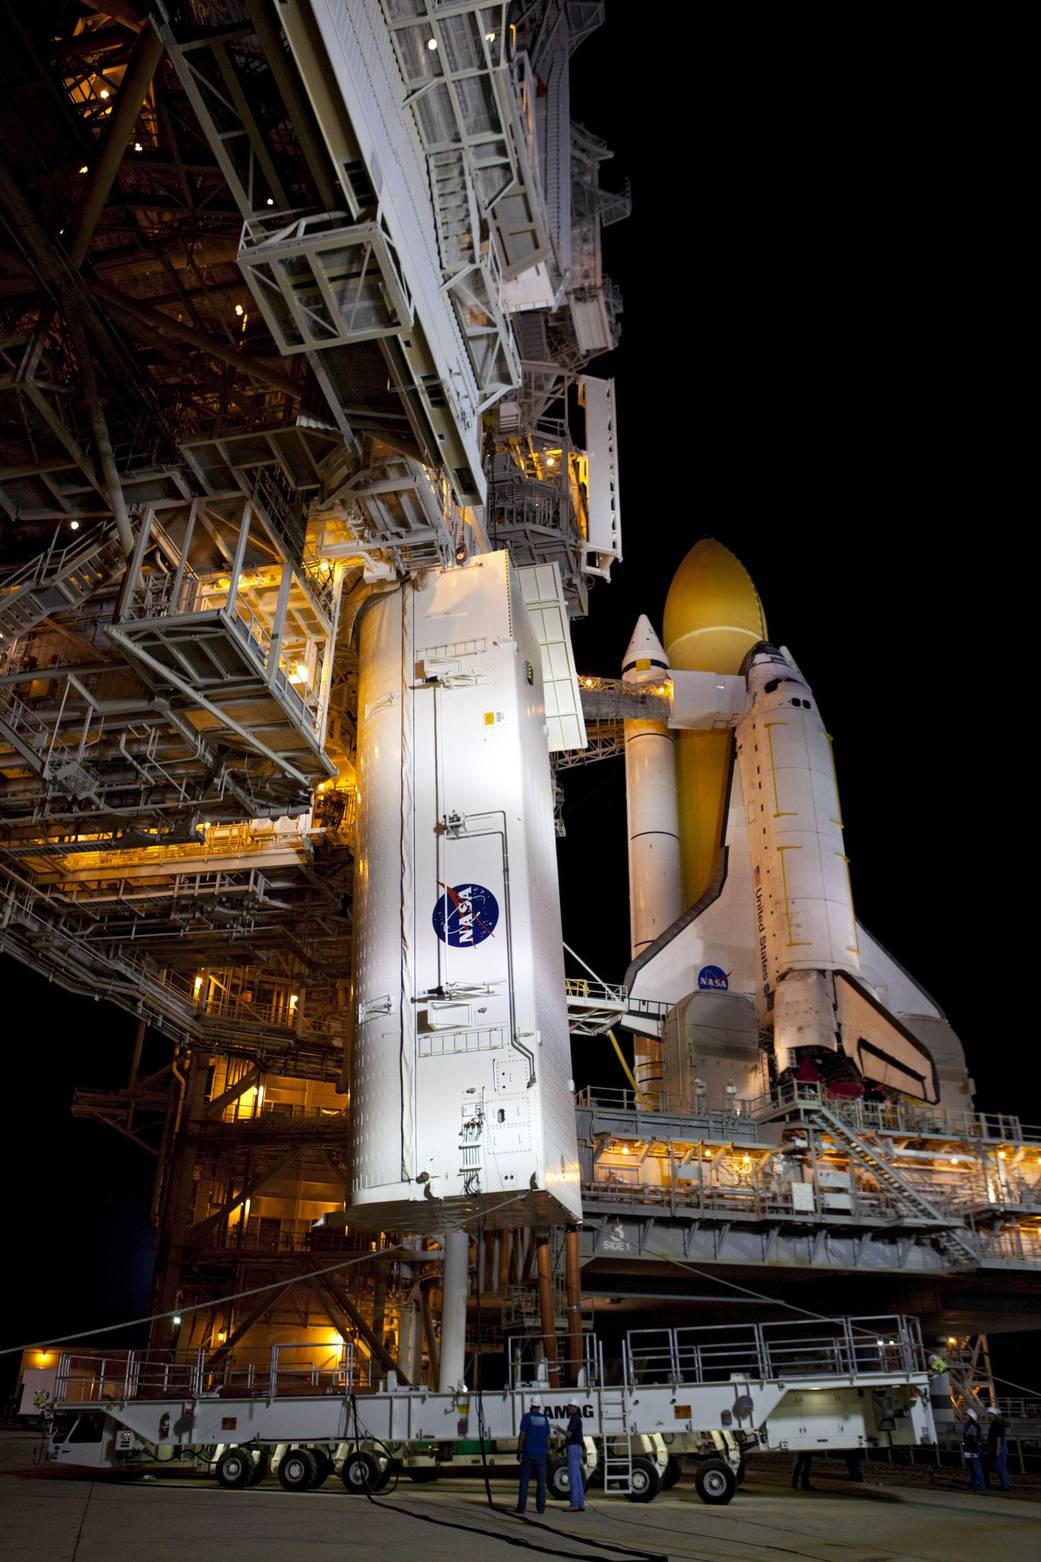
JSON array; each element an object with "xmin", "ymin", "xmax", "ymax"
[{"xmin": 663, "ymin": 539, "xmax": 767, "ymax": 674}]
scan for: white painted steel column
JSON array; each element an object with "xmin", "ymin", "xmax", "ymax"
[
  {"xmin": 398, "ymin": 1305, "xmax": 420, "ymax": 1384},
  {"xmin": 438, "ymin": 1230, "xmax": 469, "ymax": 1391}
]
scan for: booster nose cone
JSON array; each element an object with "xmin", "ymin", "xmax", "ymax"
[
  {"xmin": 622, "ymin": 615, "xmax": 669, "ymax": 684},
  {"xmin": 663, "ymin": 539, "xmax": 767, "ymax": 673}
]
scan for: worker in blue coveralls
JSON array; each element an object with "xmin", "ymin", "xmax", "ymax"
[
  {"xmin": 564, "ymin": 1400, "xmax": 586, "ymax": 1510},
  {"xmin": 515, "ymin": 1400, "xmax": 550, "ymax": 1514},
  {"xmin": 984, "ymin": 1407, "xmax": 1012, "ymax": 1491},
  {"xmin": 962, "ymin": 1408, "xmax": 985, "ymax": 1492}
]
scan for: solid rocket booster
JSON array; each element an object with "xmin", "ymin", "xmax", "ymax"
[
  {"xmin": 663, "ymin": 541, "xmax": 767, "ymax": 908},
  {"xmin": 350, "ymin": 551, "xmax": 581, "ymax": 1229},
  {"xmin": 735, "ymin": 643, "xmax": 859, "ymax": 1067},
  {"xmin": 622, "ymin": 616, "xmax": 682, "ymax": 1105},
  {"xmin": 622, "ymin": 616, "xmax": 682, "ymax": 958}
]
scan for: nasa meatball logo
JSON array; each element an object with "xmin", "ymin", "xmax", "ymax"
[
  {"xmin": 433, "ymin": 883, "xmax": 499, "ymax": 947},
  {"xmin": 697, "ymin": 964, "xmax": 729, "ymax": 991}
]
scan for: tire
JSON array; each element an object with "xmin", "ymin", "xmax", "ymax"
[
  {"xmin": 278, "ymin": 1448, "xmax": 318, "ymax": 1492},
  {"xmin": 216, "ymin": 1447, "xmax": 251, "ymax": 1489},
  {"xmin": 626, "ymin": 1457, "xmax": 661, "ymax": 1503},
  {"xmin": 341, "ymin": 1451, "xmax": 380, "ymax": 1494},
  {"xmin": 661, "ymin": 1454, "xmax": 682, "ymax": 1490},
  {"xmin": 246, "ymin": 1449, "xmax": 269, "ymax": 1487},
  {"xmin": 310, "ymin": 1449, "xmax": 333, "ymax": 1489},
  {"xmin": 370, "ymin": 1462, "xmax": 394, "ymax": 1494},
  {"xmin": 549, "ymin": 1461, "xmax": 571, "ymax": 1501},
  {"xmin": 694, "ymin": 1457, "xmax": 737, "ymax": 1506}
]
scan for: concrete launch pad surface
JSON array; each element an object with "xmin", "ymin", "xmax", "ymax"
[{"xmin": 0, "ymin": 1438, "xmax": 1035, "ymax": 1562}]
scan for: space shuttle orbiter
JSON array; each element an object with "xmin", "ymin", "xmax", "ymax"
[{"xmin": 621, "ymin": 540, "xmax": 972, "ymax": 1110}]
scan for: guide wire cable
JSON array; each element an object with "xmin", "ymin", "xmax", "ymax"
[{"xmin": 0, "ymin": 1191, "xmax": 536, "ymax": 1359}]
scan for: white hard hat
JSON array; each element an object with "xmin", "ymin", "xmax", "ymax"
[
  {"xmin": 967, "ymin": 1409, "xmax": 978, "ymax": 1419},
  {"xmin": 985, "ymin": 1406, "xmax": 999, "ymax": 1415}
]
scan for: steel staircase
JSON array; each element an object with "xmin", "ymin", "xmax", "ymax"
[
  {"xmin": 597, "ymin": 1384, "xmax": 633, "ymax": 1494},
  {"xmin": 429, "ymin": 150, "xmax": 478, "ymax": 276},
  {"xmin": 0, "ymin": 522, "xmax": 124, "ymax": 642},
  {"xmin": 0, "ymin": 685, "xmax": 102, "ymax": 801},
  {"xmin": 812, "ymin": 1104, "xmax": 979, "ymax": 1267}
]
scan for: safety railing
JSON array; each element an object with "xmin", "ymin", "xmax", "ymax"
[
  {"xmin": 55, "ymin": 1341, "xmax": 371, "ymax": 1406},
  {"xmin": 0, "ymin": 520, "xmax": 114, "ymax": 595},
  {"xmin": 507, "ymin": 1330, "xmax": 601, "ymax": 1392},
  {"xmin": 576, "ymin": 1084, "xmax": 761, "ymax": 1119},
  {"xmin": 625, "ymin": 1314, "xmax": 925, "ymax": 1388},
  {"xmin": 565, "ymin": 977, "xmax": 627, "ymax": 1006},
  {"xmin": 997, "ymin": 1398, "xmax": 1041, "ymax": 1420},
  {"xmin": 754, "ymin": 1080, "xmax": 1039, "ymax": 1143}
]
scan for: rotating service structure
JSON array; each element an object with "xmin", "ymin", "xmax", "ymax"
[{"xmin": 350, "ymin": 551, "xmax": 581, "ymax": 1229}]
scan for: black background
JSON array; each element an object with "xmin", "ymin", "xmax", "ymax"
[{"xmin": 3, "ymin": 12, "xmax": 1034, "ymax": 1394}]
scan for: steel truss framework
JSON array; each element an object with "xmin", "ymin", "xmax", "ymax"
[{"xmin": 1, "ymin": 0, "xmax": 628, "ymax": 1379}]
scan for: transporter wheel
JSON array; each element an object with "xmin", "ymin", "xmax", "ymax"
[
  {"xmin": 215, "ymin": 1447, "xmax": 252, "ymax": 1489},
  {"xmin": 341, "ymin": 1451, "xmax": 380, "ymax": 1494},
  {"xmin": 370, "ymin": 1462, "xmax": 394, "ymax": 1494},
  {"xmin": 694, "ymin": 1457, "xmax": 737, "ymax": 1506},
  {"xmin": 310, "ymin": 1449, "xmax": 333, "ymax": 1489},
  {"xmin": 278, "ymin": 1448, "xmax": 318, "ymax": 1492},
  {"xmin": 626, "ymin": 1458, "xmax": 661, "ymax": 1503},
  {"xmin": 549, "ymin": 1461, "xmax": 572, "ymax": 1501},
  {"xmin": 246, "ymin": 1449, "xmax": 269, "ymax": 1487}
]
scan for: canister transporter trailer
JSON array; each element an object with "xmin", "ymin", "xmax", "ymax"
[{"xmin": 44, "ymin": 1314, "xmax": 934, "ymax": 1506}]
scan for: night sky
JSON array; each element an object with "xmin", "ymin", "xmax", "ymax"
[{"xmin": 3, "ymin": 13, "xmax": 1032, "ymax": 1391}]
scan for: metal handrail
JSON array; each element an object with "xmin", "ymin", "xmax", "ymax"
[
  {"xmin": 625, "ymin": 1314, "xmax": 924, "ymax": 1387},
  {"xmin": 0, "ymin": 521, "xmax": 114, "ymax": 596}
]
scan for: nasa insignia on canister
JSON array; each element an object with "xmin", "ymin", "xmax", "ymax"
[{"xmin": 432, "ymin": 883, "xmax": 499, "ymax": 947}]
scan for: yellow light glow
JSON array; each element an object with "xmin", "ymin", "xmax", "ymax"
[
  {"xmin": 234, "ymin": 304, "xmax": 244, "ymax": 317},
  {"xmin": 704, "ymin": 1150, "xmax": 712, "ymax": 1160},
  {"xmin": 950, "ymin": 1157, "xmax": 959, "ymax": 1165},
  {"xmin": 742, "ymin": 1154, "xmax": 751, "ymax": 1166},
  {"xmin": 78, "ymin": 165, "xmax": 88, "ymax": 174},
  {"xmin": 546, "ymin": 456, "xmax": 557, "ymax": 468},
  {"xmin": 998, "ymin": 1150, "xmax": 1006, "ymax": 1160},
  {"xmin": 193, "ymin": 975, "xmax": 203, "ymax": 996},
  {"xmin": 133, "ymin": 142, "xmax": 143, "ymax": 152},
  {"xmin": 217, "ymin": 1330, "xmax": 227, "ymax": 1343},
  {"xmin": 947, "ymin": 1336, "xmax": 957, "ymax": 1346},
  {"xmin": 291, "ymin": 663, "xmax": 308, "ymax": 682},
  {"xmin": 621, "ymin": 1144, "xmax": 630, "ymax": 1154},
  {"xmin": 69, "ymin": 519, "xmax": 80, "ymax": 531},
  {"xmin": 99, "ymin": 88, "xmax": 110, "ymax": 100},
  {"xmin": 426, "ymin": 37, "xmax": 438, "ymax": 50},
  {"xmin": 36, "ymin": 1350, "xmax": 51, "ymax": 1364}
]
